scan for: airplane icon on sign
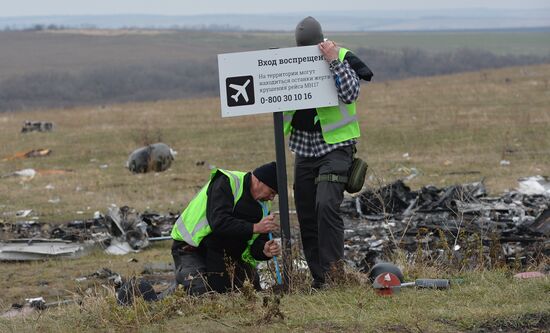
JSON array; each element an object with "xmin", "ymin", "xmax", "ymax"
[
  {"xmin": 229, "ymin": 79, "xmax": 250, "ymax": 103},
  {"xmin": 225, "ymin": 75, "xmax": 254, "ymax": 107}
]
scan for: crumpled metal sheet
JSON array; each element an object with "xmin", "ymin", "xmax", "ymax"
[
  {"xmin": 106, "ymin": 205, "xmax": 150, "ymax": 252},
  {"xmin": 0, "ymin": 207, "xmax": 178, "ymax": 260},
  {"xmin": 340, "ymin": 178, "xmax": 549, "ymax": 272},
  {"xmin": 0, "ymin": 239, "xmax": 87, "ymax": 260}
]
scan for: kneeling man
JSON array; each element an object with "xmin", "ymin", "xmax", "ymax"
[{"xmin": 171, "ymin": 162, "xmax": 281, "ymax": 294}]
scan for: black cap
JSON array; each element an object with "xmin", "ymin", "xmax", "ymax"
[
  {"xmin": 253, "ymin": 161, "xmax": 278, "ymax": 192},
  {"xmin": 295, "ymin": 16, "xmax": 324, "ymax": 46}
]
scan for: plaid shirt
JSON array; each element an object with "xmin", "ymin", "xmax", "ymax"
[{"xmin": 289, "ymin": 59, "xmax": 360, "ymax": 158}]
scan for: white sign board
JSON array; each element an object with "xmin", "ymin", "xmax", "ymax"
[{"xmin": 218, "ymin": 46, "xmax": 338, "ymax": 117}]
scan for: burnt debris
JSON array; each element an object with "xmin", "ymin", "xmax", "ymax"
[
  {"xmin": 126, "ymin": 143, "xmax": 176, "ymax": 173},
  {"xmin": 0, "ymin": 207, "xmax": 178, "ymax": 260},
  {"xmin": 340, "ymin": 179, "xmax": 549, "ymax": 272},
  {"xmin": 1, "ymin": 178, "xmax": 548, "ymax": 273},
  {"xmin": 21, "ymin": 121, "xmax": 54, "ymax": 133}
]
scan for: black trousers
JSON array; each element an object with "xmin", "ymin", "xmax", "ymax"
[
  {"xmin": 172, "ymin": 241, "xmax": 260, "ymax": 294},
  {"xmin": 294, "ymin": 145, "xmax": 354, "ymax": 284}
]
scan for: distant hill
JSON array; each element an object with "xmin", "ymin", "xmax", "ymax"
[
  {"xmin": 1, "ymin": 9, "xmax": 550, "ymax": 31},
  {"xmin": 0, "ymin": 29, "xmax": 549, "ymax": 112}
]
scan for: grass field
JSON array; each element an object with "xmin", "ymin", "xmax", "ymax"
[
  {"xmin": 0, "ymin": 29, "xmax": 549, "ymax": 80},
  {"xmin": 0, "ymin": 64, "xmax": 549, "ymax": 331},
  {"xmin": 1, "ymin": 63, "xmax": 549, "ymax": 223}
]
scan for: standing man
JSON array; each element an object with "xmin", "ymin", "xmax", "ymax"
[
  {"xmin": 171, "ymin": 162, "xmax": 281, "ymax": 294},
  {"xmin": 284, "ymin": 17, "xmax": 373, "ymax": 288}
]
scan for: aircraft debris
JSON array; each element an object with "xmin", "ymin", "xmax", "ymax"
[
  {"xmin": 2, "ymin": 168, "xmax": 36, "ymax": 181},
  {"xmin": 21, "ymin": 121, "xmax": 54, "ymax": 133},
  {"xmin": 0, "ymin": 207, "xmax": 177, "ymax": 260},
  {"xmin": 2, "ymin": 148, "xmax": 52, "ymax": 161},
  {"xmin": 75, "ymin": 267, "xmax": 122, "ymax": 285},
  {"xmin": 103, "ymin": 205, "xmax": 150, "ymax": 254},
  {"xmin": 126, "ymin": 142, "xmax": 176, "ymax": 173},
  {"xmin": 517, "ymin": 175, "xmax": 550, "ymax": 196},
  {"xmin": 0, "ymin": 239, "xmax": 88, "ymax": 261},
  {"xmin": 1, "ymin": 297, "xmax": 79, "ymax": 319},
  {"xmin": 340, "ymin": 177, "xmax": 550, "ymax": 271},
  {"xmin": 1, "ymin": 168, "xmax": 74, "ymax": 181},
  {"xmin": 15, "ymin": 210, "xmax": 33, "ymax": 218}
]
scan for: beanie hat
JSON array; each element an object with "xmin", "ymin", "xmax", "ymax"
[
  {"xmin": 295, "ymin": 16, "xmax": 324, "ymax": 46},
  {"xmin": 253, "ymin": 161, "xmax": 278, "ymax": 192}
]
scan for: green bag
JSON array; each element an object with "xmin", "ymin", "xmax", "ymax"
[{"xmin": 345, "ymin": 157, "xmax": 368, "ymax": 193}]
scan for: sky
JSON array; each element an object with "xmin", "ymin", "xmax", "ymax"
[{"xmin": 0, "ymin": 0, "xmax": 549, "ymax": 17}]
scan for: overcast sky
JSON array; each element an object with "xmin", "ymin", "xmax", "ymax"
[{"xmin": 1, "ymin": 0, "xmax": 549, "ymax": 17}]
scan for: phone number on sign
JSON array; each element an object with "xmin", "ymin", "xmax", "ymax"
[{"xmin": 259, "ymin": 92, "xmax": 313, "ymax": 104}]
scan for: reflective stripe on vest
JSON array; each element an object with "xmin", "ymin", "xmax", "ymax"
[
  {"xmin": 240, "ymin": 200, "xmax": 270, "ymax": 267},
  {"xmin": 174, "ymin": 215, "xmax": 209, "ymax": 247},
  {"xmin": 320, "ymin": 101, "xmax": 358, "ymax": 133},
  {"xmin": 171, "ymin": 169, "xmax": 271, "ymax": 267},
  {"xmin": 282, "ymin": 47, "xmax": 360, "ymax": 143},
  {"xmin": 225, "ymin": 169, "xmax": 242, "ymax": 205},
  {"xmin": 172, "ymin": 169, "xmax": 245, "ymax": 246}
]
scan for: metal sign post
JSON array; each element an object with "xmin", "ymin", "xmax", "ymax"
[
  {"xmin": 218, "ymin": 46, "xmax": 338, "ymax": 289},
  {"xmin": 272, "ymin": 111, "xmax": 292, "ymax": 287}
]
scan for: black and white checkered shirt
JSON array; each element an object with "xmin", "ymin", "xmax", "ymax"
[{"xmin": 289, "ymin": 59, "xmax": 360, "ymax": 158}]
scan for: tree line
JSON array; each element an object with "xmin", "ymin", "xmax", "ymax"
[{"xmin": 0, "ymin": 48, "xmax": 548, "ymax": 112}]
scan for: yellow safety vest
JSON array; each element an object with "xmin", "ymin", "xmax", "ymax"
[
  {"xmin": 170, "ymin": 168, "xmax": 269, "ymax": 267},
  {"xmin": 283, "ymin": 47, "xmax": 360, "ymax": 144}
]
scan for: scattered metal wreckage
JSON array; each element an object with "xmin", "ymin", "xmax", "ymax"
[
  {"xmin": 0, "ymin": 261, "xmax": 181, "ymax": 317},
  {"xmin": 1, "ymin": 177, "xmax": 548, "ymax": 274},
  {"xmin": 1, "ymin": 177, "xmax": 548, "ymax": 310},
  {"xmin": 0, "ymin": 205, "xmax": 178, "ymax": 260},
  {"xmin": 104, "ymin": 206, "xmax": 150, "ymax": 255},
  {"xmin": 126, "ymin": 142, "xmax": 177, "ymax": 173},
  {"xmin": 1, "ymin": 297, "xmax": 79, "ymax": 319},
  {"xmin": 75, "ymin": 267, "xmax": 123, "ymax": 284},
  {"xmin": 2, "ymin": 268, "xmax": 124, "ymax": 318},
  {"xmin": 2, "ymin": 148, "xmax": 52, "ymax": 161},
  {"xmin": 21, "ymin": 121, "xmax": 54, "ymax": 133},
  {"xmin": 340, "ymin": 177, "xmax": 550, "ymax": 272}
]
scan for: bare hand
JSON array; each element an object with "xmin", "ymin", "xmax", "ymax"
[
  {"xmin": 263, "ymin": 239, "xmax": 282, "ymax": 258},
  {"xmin": 319, "ymin": 40, "xmax": 339, "ymax": 62},
  {"xmin": 253, "ymin": 214, "xmax": 279, "ymax": 234}
]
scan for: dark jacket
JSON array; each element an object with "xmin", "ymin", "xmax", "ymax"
[{"xmin": 172, "ymin": 172, "xmax": 270, "ymax": 262}]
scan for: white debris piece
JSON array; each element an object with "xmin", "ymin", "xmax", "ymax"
[
  {"xmin": 15, "ymin": 210, "xmax": 32, "ymax": 218},
  {"xmin": 105, "ymin": 239, "xmax": 138, "ymax": 255},
  {"xmin": 517, "ymin": 175, "xmax": 550, "ymax": 196},
  {"xmin": 0, "ymin": 240, "xmax": 86, "ymax": 260},
  {"xmin": 48, "ymin": 197, "xmax": 60, "ymax": 204},
  {"xmin": 2, "ymin": 168, "xmax": 37, "ymax": 181}
]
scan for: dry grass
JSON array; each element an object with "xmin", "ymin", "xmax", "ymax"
[
  {"xmin": 1, "ymin": 64, "xmax": 549, "ymax": 223},
  {"xmin": 1, "ymin": 64, "xmax": 550, "ymax": 331},
  {"xmin": 1, "ymin": 267, "xmax": 548, "ymax": 332}
]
